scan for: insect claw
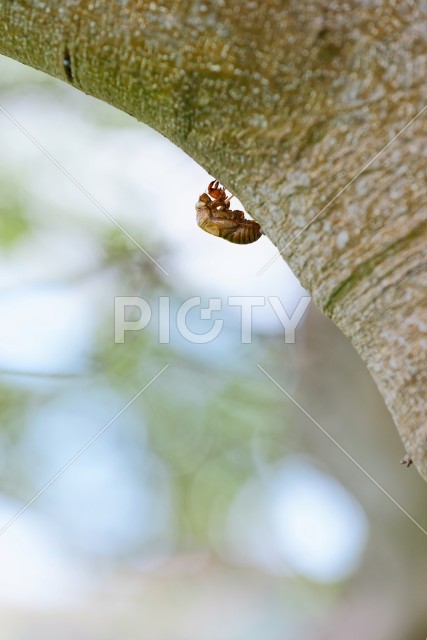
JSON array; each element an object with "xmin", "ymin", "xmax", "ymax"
[{"xmin": 207, "ymin": 179, "xmax": 227, "ymax": 201}]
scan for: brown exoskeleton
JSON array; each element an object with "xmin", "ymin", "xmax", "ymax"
[{"xmin": 196, "ymin": 180, "xmax": 262, "ymax": 244}]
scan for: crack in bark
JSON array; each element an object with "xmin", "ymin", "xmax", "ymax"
[{"xmin": 63, "ymin": 46, "xmax": 73, "ymax": 83}]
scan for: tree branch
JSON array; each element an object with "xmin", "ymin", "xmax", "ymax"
[{"xmin": 1, "ymin": 0, "xmax": 426, "ymax": 478}]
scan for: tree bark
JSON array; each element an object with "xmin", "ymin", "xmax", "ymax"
[{"xmin": 1, "ymin": 1, "xmax": 426, "ymax": 478}]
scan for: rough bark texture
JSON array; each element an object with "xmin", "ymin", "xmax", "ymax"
[{"xmin": 0, "ymin": 1, "xmax": 426, "ymax": 478}]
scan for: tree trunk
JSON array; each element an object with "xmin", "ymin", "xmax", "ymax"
[{"xmin": 1, "ymin": 0, "xmax": 426, "ymax": 478}]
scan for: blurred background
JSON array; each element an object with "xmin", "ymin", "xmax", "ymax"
[{"xmin": 0, "ymin": 55, "xmax": 426, "ymax": 640}]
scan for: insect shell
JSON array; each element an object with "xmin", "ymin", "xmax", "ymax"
[{"xmin": 196, "ymin": 180, "xmax": 262, "ymax": 244}]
